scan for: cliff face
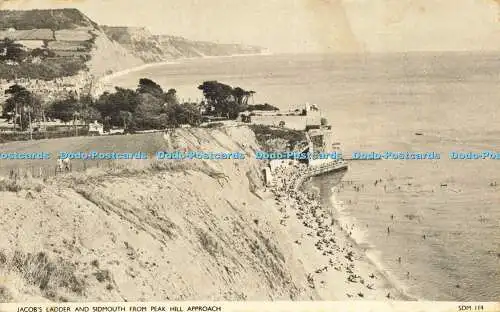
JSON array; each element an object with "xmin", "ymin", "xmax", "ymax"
[
  {"xmin": 100, "ymin": 26, "xmax": 166, "ymax": 63},
  {"xmin": 101, "ymin": 26, "xmax": 266, "ymax": 63},
  {"xmin": 0, "ymin": 127, "xmax": 316, "ymax": 302},
  {"xmin": 86, "ymin": 29, "xmax": 145, "ymax": 78}
]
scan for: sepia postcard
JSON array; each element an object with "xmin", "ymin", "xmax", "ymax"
[{"xmin": 0, "ymin": 0, "xmax": 499, "ymax": 311}]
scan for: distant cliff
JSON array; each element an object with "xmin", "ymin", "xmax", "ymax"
[
  {"xmin": 101, "ymin": 26, "xmax": 266, "ymax": 63},
  {"xmin": 0, "ymin": 9, "xmax": 266, "ymax": 81}
]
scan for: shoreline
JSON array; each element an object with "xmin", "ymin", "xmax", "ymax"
[
  {"xmin": 268, "ymin": 162, "xmax": 414, "ymax": 300},
  {"xmin": 97, "ymin": 60, "xmax": 177, "ymax": 84},
  {"xmin": 326, "ymin": 190, "xmax": 418, "ymax": 301},
  {"xmin": 96, "ymin": 52, "xmax": 273, "ymax": 85}
]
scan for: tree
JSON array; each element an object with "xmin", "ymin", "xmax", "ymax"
[
  {"xmin": 95, "ymin": 87, "xmax": 140, "ymax": 126},
  {"xmin": 119, "ymin": 110, "xmax": 133, "ymax": 129},
  {"xmin": 137, "ymin": 78, "xmax": 164, "ymax": 98},
  {"xmin": 198, "ymin": 81, "xmax": 254, "ymax": 119},
  {"xmin": 47, "ymin": 97, "xmax": 81, "ymax": 123},
  {"xmin": 180, "ymin": 103, "xmax": 202, "ymax": 126},
  {"xmin": 197, "ymin": 81, "xmax": 234, "ymax": 116},
  {"xmin": 132, "ymin": 94, "xmax": 165, "ymax": 130},
  {"xmin": 3, "ymin": 84, "xmax": 42, "ymax": 130},
  {"xmin": 165, "ymin": 88, "xmax": 179, "ymax": 106},
  {"xmin": 232, "ymin": 87, "xmax": 255, "ymax": 106},
  {"xmin": 0, "ymin": 38, "xmax": 26, "ymax": 63},
  {"xmin": 82, "ymin": 106, "xmax": 101, "ymax": 124},
  {"xmin": 164, "ymin": 103, "xmax": 201, "ymax": 128}
]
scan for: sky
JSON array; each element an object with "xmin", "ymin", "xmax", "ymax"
[{"xmin": 1, "ymin": 0, "xmax": 500, "ymax": 53}]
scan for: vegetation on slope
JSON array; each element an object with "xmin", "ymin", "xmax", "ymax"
[
  {"xmin": 0, "ymin": 9, "xmax": 97, "ymax": 30},
  {"xmin": 250, "ymin": 124, "xmax": 307, "ymax": 150}
]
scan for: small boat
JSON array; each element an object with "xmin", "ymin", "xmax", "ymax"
[{"xmin": 415, "ymin": 132, "xmax": 423, "ymax": 136}]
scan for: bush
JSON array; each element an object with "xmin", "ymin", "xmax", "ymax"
[{"xmin": 8, "ymin": 250, "xmax": 85, "ymax": 297}]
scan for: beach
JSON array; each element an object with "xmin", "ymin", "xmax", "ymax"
[
  {"xmin": 95, "ymin": 52, "xmax": 273, "ymax": 96},
  {"xmin": 98, "ymin": 61, "xmax": 177, "ymax": 84},
  {"xmin": 267, "ymin": 162, "xmax": 410, "ymax": 300}
]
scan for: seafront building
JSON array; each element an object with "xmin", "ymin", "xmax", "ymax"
[{"xmin": 261, "ymin": 105, "xmax": 347, "ymax": 187}]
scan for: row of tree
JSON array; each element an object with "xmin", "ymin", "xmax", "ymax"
[
  {"xmin": 2, "ymin": 78, "xmax": 264, "ymax": 132},
  {"xmin": 46, "ymin": 78, "xmax": 203, "ymax": 131}
]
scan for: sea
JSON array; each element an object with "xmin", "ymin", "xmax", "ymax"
[{"xmin": 107, "ymin": 52, "xmax": 500, "ymax": 301}]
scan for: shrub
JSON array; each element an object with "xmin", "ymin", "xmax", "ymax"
[
  {"xmin": 249, "ymin": 124, "xmax": 306, "ymax": 148},
  {"xmin": 9, "ymin": 250, "xmax": 85, "ymax": 297}
]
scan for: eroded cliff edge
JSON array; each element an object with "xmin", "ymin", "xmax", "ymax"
[{"xmin": 0, "ymin": 127, "xmax": 317, "ymax": 302}]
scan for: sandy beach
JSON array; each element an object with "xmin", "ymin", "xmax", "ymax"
[
  {"xmin": 98, "ymin": 61, "xmax": 177, "ymax": 84},
  {"xmin": 98, "ymin": 52, "xmax": 272, "ymax": 84},
  {"xmin": 267, "ymin": 162, "xmax": 412, "ymax": 300},
  {"xmin": 93, "ymin": 52, "xmax": 271, "ymax": 97}
]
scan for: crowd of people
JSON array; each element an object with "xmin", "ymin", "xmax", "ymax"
[{"xmin": 267, "ymin": 162, "xmax": 384, "ymax": 299}]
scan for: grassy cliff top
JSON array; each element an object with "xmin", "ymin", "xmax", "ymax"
[{"xmin": 0, "ymin": 9, "xmax": 98, "ymax": 31}]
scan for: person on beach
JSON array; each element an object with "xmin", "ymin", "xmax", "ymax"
[
  {"xmin": 387, "ymin": 227, "xmax": 390, "ymax": 234},
  {"xmin": 398, "ymin": 257, "xmax": 401, "ymax": 263}
]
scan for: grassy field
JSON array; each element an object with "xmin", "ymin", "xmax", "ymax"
[
  {"xmin": 0, "ymin": 9, "xmax": 97, "ymax": 30},
  {"xmin": 0, "ymin": 132, "xmax": 169, "ymax": 177},
  {"xmin": 54, "ymin": 29, "xmax": 93, "ymax": 41}
]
